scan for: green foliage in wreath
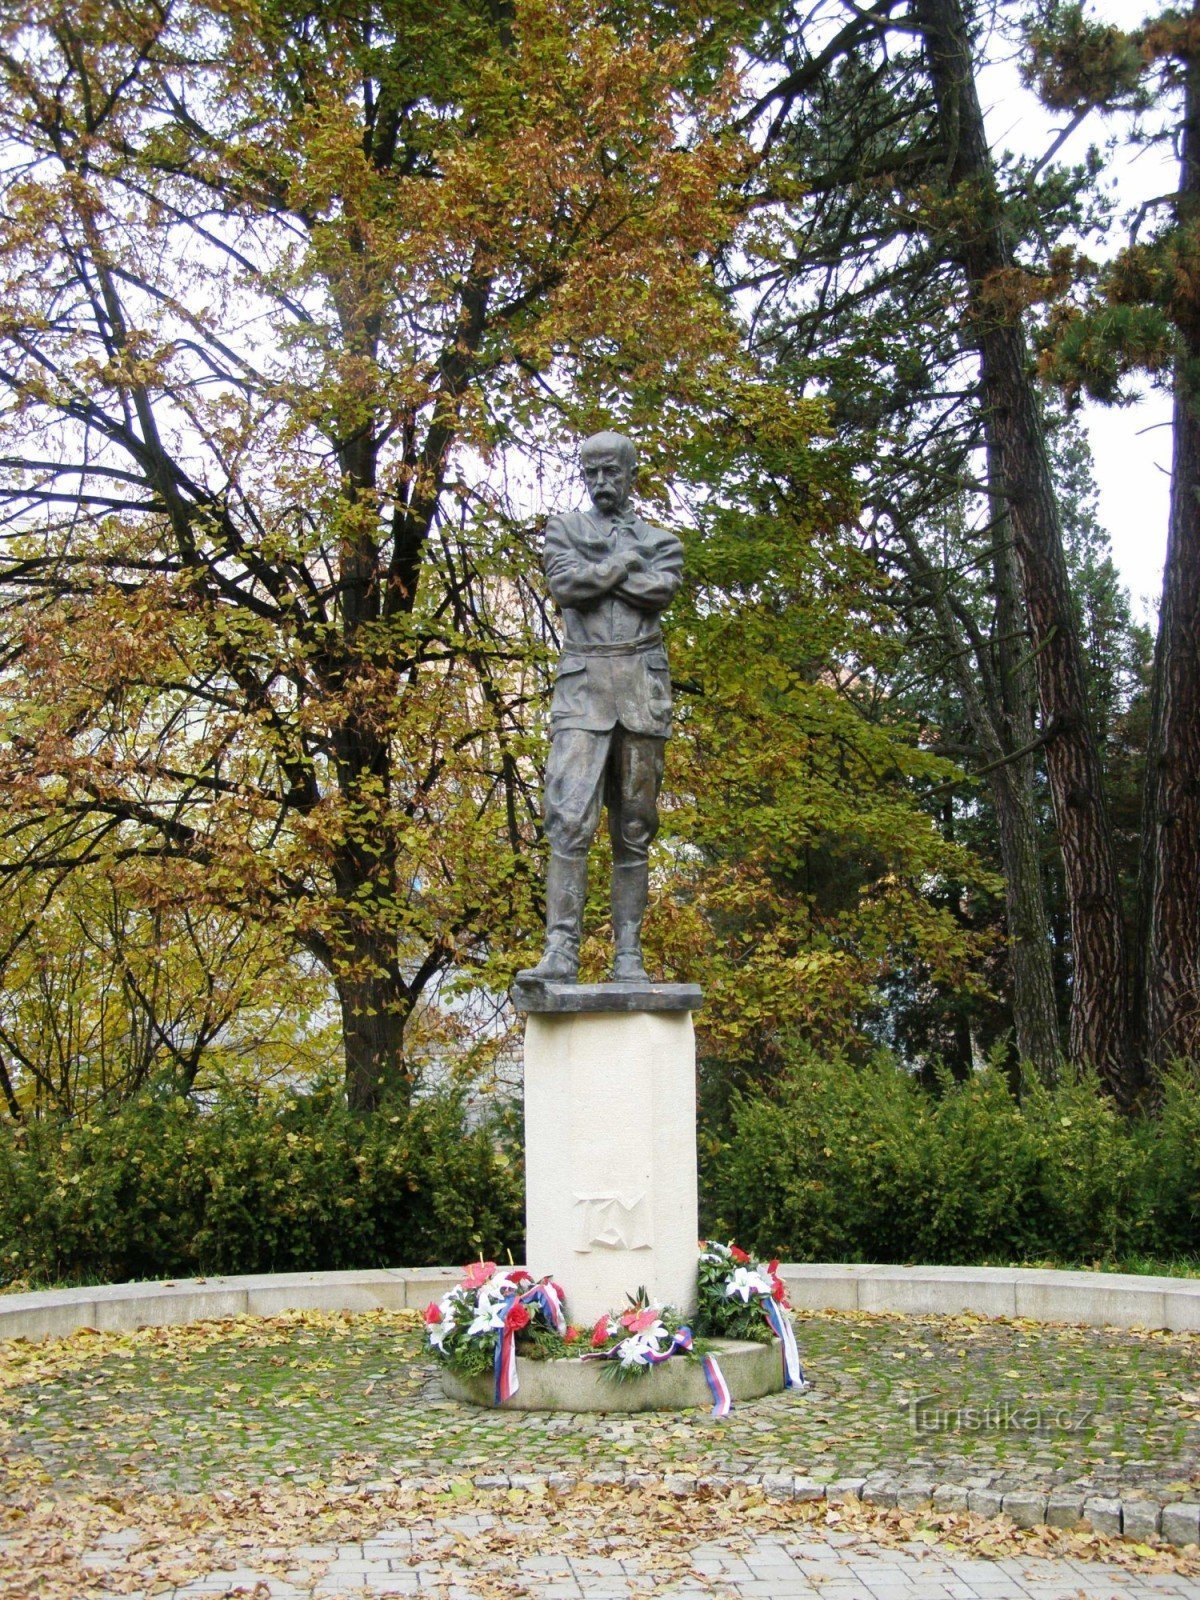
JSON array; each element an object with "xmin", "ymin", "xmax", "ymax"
[{"xmin": 694, "ymin": 1239, "xmax": 787, "ymax": 1344}]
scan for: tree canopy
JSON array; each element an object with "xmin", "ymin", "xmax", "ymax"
[{"xmin": 0, "ymin": 0, "xmax": 1192, "ymax": 1116}]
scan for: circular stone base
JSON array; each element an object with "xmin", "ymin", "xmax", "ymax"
[{"xmin": 440, "ymin": 1337, "xmax": 784, "ymax": 1412}]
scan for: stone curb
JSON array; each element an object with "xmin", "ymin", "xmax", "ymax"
[
  {"xmin": 3, "ymin": 1262, "xmax": 1197, "ymax": 1342},
  {"xmin": 781, "ymin": 1262, "xmax": 1200, "ymax": 1331},
  {"xmin": 0, "ymin": 1267, "xmax": 460, "ymax": 1340},
  {"xmin": 310, "ymin": 1466, "xmax": 1200, "ymax": 1552}
]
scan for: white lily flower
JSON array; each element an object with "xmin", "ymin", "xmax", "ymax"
[
  {"xmin": 428, "ymin": 1315, "xmax": 453, "ymax": 1352},
  {"xmin": 724, "ymin": 1267, "xmax": 773, "ymax": 1302},
  {"xmin": 467, "ymin": 1302, "xmax": 507, "ymax": 1338},
  {"xmin": 615, "ymin": 1335, "xmax": 652, "ymax": 1368},
  {"xmin": 615, "ymin": 1322, "xmax": 670, "ymax": 1367}
]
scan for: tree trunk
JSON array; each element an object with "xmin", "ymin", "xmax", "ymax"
[
  {"xmin": 328, "ymin": 689, "xmax": 415, "ymax": 1110},
  {"xmin": 335, "ymin": 937, "xmax": 413, "ymax": 1113},
  {"xmin": 990, "ymin": 760, "xmax": 1061, "ymax": 1078},
  {"xmin": 914, "ymin": 0, "xmax": 1136, "ymax": 1101},
  {"xmin": 987, "ymin": 433, "xmax": 1062, "ymax": 1079},
  {"xmin": 1140, "ymin": 11, "xmax": 1200, "ymax": 1069},
  {"xmin": 896, "ymin": 513, "xmax": 1061, "ymax": 1081},
  {"xmin": 328, "ymin": 332, "xmax": 413, "ymax": 1113}
]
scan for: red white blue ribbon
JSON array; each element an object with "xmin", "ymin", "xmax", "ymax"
[
  {"xmin": 529, "ymin": 1281, "xmax": 567, "ymax": 1336},
  {"xmin": 492, "ymin": 1279, "xmax": 569, "ymax": 1403},
  {"xmin": 494, "ymin": 1296, "xmax": 520, "ymax": 1404},
  {"xmin": 580, "ymin": 1324, "xmax": 695, "ymax": 1366},
  {"xmin": 762, "ymin": 1296, "xmax": 804, "ymax": 1389},
  {"xmin": 702, "ymin": 1353, "xmax": 732, "ymax": 1417},
  {"xmin": 642, "ymin": 1325, "xmax": 693, "ymax": 1365}
]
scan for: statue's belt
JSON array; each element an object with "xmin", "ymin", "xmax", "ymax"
[{"xmin": 558, "ymin": 633, "xmax": 663, "ymax": 659}]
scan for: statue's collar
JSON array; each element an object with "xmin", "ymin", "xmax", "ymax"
[{"xmin": 583, "ymin": 506, "xmax": 637, "ymax": 535}]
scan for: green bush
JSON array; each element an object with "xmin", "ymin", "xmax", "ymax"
[
  {"xmin": 1151, "ymin": 1062, "xmax": 1200, "ymax": 1247},
  {"xmin": 7, "ymin": 1047, "xmax": 1197, "ymax": 1289},
  {"xmin": 0, "ymin": 1085, "xmax": 524, "ymax": 1287},
  {"xmin": 702, "ymin": 1046, "xmax": 1199, "ymax": 1266}
]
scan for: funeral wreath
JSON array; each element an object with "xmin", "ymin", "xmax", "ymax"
[{"xmin": 425, "ymin": 1242, "xmax": 805, "ymax": 1412}]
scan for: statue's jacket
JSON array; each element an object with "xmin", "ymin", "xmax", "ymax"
[{"xmin": 543, "ymin": 509, "xmax": 684, "ymax": 740}]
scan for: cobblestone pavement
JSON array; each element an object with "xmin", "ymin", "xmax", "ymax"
[
  {"xmin": 5, "ymin": 1310, "xmax": 1200, "ymax": 1598},
  {"xmin": 5, "ymin": 1308, "xmax": 1198, "ymax": 1507},
  {"xmin": 76, "ymin": 1509, "xmax": 1200, "ymax": 1599}
]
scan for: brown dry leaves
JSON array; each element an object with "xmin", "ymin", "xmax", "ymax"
[
  {"xmin": 3, "ymin": 1308, "xmax": 1200, "ymax": 1596},
  {"xmin": 800, "ymin": 1303, "xmax": 1200, "ymax": 1348},
  {"xmin": 0, "ymin": 1306, "xmax": 423, "ymax": 1397},
  {"xmin": 1, "ymin": 1472, "xmax": 1199, "ymax": 1600}
]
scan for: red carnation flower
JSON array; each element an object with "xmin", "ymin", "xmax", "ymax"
[
  {"xmin": 591, "ymin": 1315, "xmax": 613, "ymax": 1348},
  {"xmin": 509, "ymin": 1269, "xmax": 532, "ymax": 1285},
  {"xmin": 768, "ymin": 1259, "xmax": 779, "ymax": 1276},
  {"xmin": 730, "ymin": 1245, "xmax": 750, "ymax": 1264},
  {"xmin": 505, "ymin": 1301, "xmax": 531, "ymax": 1332},
  {"xmin": 564, "ymin": 1325, "xmax": 581, "ymax": 1345},
  {"xmin": 771, "ymin": 1277, "xmax": 787, "ymax": 1304},
  {"xmin": 424, "ymin": 1302, "xmax": 443, "ymax": 1325}
]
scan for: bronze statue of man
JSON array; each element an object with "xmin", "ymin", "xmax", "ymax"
[{"xmin": 518, "ymin": 431, "xmax": 684, "ymax": 985}]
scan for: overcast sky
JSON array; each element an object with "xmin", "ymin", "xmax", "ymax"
[{"xmin": 979, "ymin": 0, "xmax": 1174, "ymax": 623}]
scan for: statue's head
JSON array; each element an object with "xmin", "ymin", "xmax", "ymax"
[{"xmin": 580, "ymin": 431, "xmax": 636, "ymax": 516}]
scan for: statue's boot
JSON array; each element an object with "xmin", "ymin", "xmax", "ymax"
[
  {"xmin": 611, "ymin": 859, "xmax": 651, "ymax": 983},
  {"xmin": 516, "ymin": 851, "xmax": 587, "ymax": 984}
]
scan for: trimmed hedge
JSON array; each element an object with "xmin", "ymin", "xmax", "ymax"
[
  {"xmin": 6, "ymin": 1050, "xmax": 1198, "ymax": 1289},
  {"xmin": 703, "ymin": 1049, "xmax": 1200, "ymax": 1266},
  {"xmin": 0, "ymin": 1086, "xmax": 524, "ymax": 1287}
]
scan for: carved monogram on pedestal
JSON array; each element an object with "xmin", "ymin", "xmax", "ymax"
[{"xmin": 573, "ymin": 1192, "xmax": 653, "ymax": 1252}]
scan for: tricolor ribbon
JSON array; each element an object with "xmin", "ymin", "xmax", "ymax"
[
  {"xmin": 493, "ymin": 1278, "xmax": 569, "ymax": 1403},
  {"xmin": 702, "ymin": 1353, "xmax": 732, "ymax": 1417},
  {"xmin": 580, "ymin": 1324, "xmax": 694, "ymax": 1368},
  {"xmin": 579, "ymin": 1318, "xmax": 694, "ymax": 1369},
  {"xmin": 762, "ymin": 1296, "xmax": 805, "ymax": 1389},
  {"xmin": 493, "ymin": 1295, "xmax": 520, "ymax": 1405},
  {"xmin": 641, "ymin": 1326, "xmax": 693, "ymax": 1365},
  {"xmin": 529, "ymin": 1280, "xmax": 567, "ymax": 1336}
]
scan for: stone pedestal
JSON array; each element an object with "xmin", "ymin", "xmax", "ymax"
[{"xmin": 515, "ymin": 982, "xmax": 702, "ymax": 1327}]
